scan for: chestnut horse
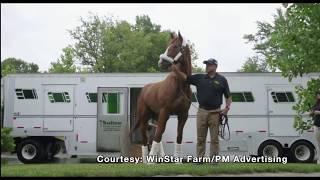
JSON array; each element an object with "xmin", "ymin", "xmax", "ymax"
[{"xmin": 130, "ymin": 32, "xmax": 192, "ymax": 163}]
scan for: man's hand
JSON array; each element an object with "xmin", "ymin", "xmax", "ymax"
[
  {"xmin": 221, "ymin": 108, "xmax": 229, "ymax": 115},
  {"xmin": 313, "ymin": 110, "xmax": 320, "ymax": 115},
  {"xmin": 171, "ymin": 64, "xmax": 187, "ymax": 81}
]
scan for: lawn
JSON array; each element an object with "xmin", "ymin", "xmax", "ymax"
[{"xmin": 1, "ymin": 163, "xmax": 320, "ymax": 177}]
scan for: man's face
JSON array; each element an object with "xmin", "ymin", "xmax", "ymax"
[{"xmin": 206, "ymin": 64, "xmax": 217, "ymax": 73}]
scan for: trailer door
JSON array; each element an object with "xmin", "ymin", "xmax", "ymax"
[
  {"xmin": 43, "ymin": 85, "xmax": 74, "ymax": 131},
  {"xmin": 267, "ymin": 85, "xmax": 299, "ymax": 136},
  {"xmin": 97, "ymin": 87, "xmax": 128, "ymax": 152}
]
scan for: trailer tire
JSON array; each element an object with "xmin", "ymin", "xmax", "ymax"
[
  {"xmin": 17, "ymin": 139, "xmax": 46, "ymax": 164},
  {"xmin": 290, "ymin": 141, "xmax": 315, "ymax": 163},
  {"xmin": 258, "ymin": 141, "xmax": 283, "ymax": 157}
]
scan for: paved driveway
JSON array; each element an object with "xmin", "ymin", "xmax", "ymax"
[{"xmin": 1, "ymin": 152, "xmax": 81, "ymax": 164}]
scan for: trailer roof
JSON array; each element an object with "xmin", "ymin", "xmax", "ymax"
[{"xmin": 2, "ymin": 72, "xmax": 319, "ymax": 78}]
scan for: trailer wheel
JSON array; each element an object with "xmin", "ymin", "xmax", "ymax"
[
  {"xmin": 290, "ymin": 141, "xmax": 315, "ymax": 163},
  {"xmin": 258, "ymin": 141, "xmax": 283, "ymax": 157},
  {"xmin": 17, "ymin": 139, "xmax": 46, "ymax": 164}
]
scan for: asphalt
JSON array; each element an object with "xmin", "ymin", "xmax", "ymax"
[{"xmin": 1, "ymin": 152, "xmax": 81, "ymax": 164}]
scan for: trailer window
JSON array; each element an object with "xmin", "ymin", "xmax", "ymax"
[
  {"xmin": 48, "ymin": 92, "xmax": 71, "ymax": 103},
  {"xmin": 106, "ymin": 93, "xmax": 120, "ymax": 114},
  {"xmin": 271, "ymin": 92, "xmax": 295, "ymax": 103},
  {"xmin": 86, "ymin": 92, "xmax": 106, "ymax": 103},
  {"xmin": 15, "ymin": 89, "xmax": 38, "ymax": 99},
  {"xmin": 230, "ymin": 92, "xmax": 254, "ymax": 102}
]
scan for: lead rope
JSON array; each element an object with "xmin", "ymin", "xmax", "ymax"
[{"xmin": 219, "ymin": 113, "xmax": 230, "ymax": 141}]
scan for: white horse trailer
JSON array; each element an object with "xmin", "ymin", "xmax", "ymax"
[{"xmin": 2, "ymin": 72, "xmax": 319, "ymax": 163}]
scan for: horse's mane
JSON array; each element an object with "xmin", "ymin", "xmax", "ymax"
[
  {"xmin": 184, "ymin": 44, "xmax": 192, "ymax": 76},
  {"xmin": 170, "ymin": 36, "xmax": 192, "ymax": 76}
]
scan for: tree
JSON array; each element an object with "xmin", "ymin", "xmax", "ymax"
[
  {"xmin": 238, "ymin": 56, "xmax": 270, "ymax": 73},
  {"xmin": 1, "ymin": 57, "xmax": 39, "ymax": 77},
  {"xmin": 192, "ymin": 65, "xmax": 205, "ymax": 73},
  {"xmin": 1, "ymin": 128, "xmax": 15, "ymax": 153},
  {"xmin": 134, "ymin": 15, "xmax": 161, "ymax": 33},
  {"xmin": 68, "ymin": 14, "xmax": 199, "ymax": 73},
  {"xmin": 69, "ymin": 14, "xmax": 109, "ymax": 72},
  {"xmin": 244, "ymin": 3, "xmax": 320, "ymax": 133},
  {"xmin": 49, "ymin": 46, "xmax": 77, "ymax": 73}
]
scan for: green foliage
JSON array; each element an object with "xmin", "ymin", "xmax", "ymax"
[
  {"xmin": 192, "ymin": 65, "xmax": 205, "ymax": 73},
  {"xmin": 1, "ymin": 57, "xmax": 39, "ymax": 77},
  {"xmin": 244, "ymin": 3, "xmax": 320, "ymax": 132},
  {"xmin": 134, "ymin": 15, "xmax": 161, "ymax": 33},
  {"xmin": 244, "ymin": 4, "xmax": 320, "ymax": 78},
  {"xmin": 293, "ymin": 78, "xmax": 320, "ymax": 134},
  {"xmin": 49, "ymin": 46, "xmax": 77, "ymax": 73},
  {"xmin": 68, "ymin": 14, "xmax": 198, "ymax": 73},
  {"xmin": 1, "ymin": 128, "xmax": 15, "ymax": 152},
  {"xmin": 238, "ymin": 56, "xmax": 270, "ymax": 73}
]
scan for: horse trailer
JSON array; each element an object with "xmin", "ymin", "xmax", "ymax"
[{"xmin": 1, "ymin": 72, "xmax": 319, "ymax": 163}]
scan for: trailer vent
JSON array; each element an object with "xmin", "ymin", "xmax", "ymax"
[
  {"xmin": 86, "ymin": 92, "xmax": 106, "ymax": 103},
  {"xmin": 271, "ymin": 92, "xmax": 295, "ymax": 103},
  {"xmin": 15, "ymin": 89, "xmax": 38, "ymax": 99},
  {"xmin": 47, "ymin": 92, "xmax": 71, "ymax": 103},
  {"xmin": 230, "ymin": 92, "xmax": 254, "ymax": 102}
]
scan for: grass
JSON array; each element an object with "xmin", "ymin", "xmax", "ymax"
[{"xmin": 1, "ymin": 163, "xmax": 320, "ymax": 177}]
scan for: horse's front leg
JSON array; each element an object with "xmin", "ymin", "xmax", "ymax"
[
  {"xmin": 175, "ymin": 113, "xmax": 188, "ymax": 161},
  {"xmin": 149, "ymin": 109, "xmax": 169, "ymax": 158}
]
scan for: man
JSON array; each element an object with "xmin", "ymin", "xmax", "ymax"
[{"xmin": 172, "ymin": 58, "xmax": 232, "ymax": 163}]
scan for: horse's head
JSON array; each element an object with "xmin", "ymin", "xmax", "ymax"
[{"xmin": 158, "ymin": 31, "xmax": 192, "ymax": 75}]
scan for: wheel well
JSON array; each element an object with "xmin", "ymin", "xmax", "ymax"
[
  {"xmin": 258, "ymin": 139, "xmax": 283, "ymax": 155},
  {"xmin": 259, "ymin": 140, "xmax": 283, "ymax": 148},
  {"xmin": 14, "ymin": 136, "xmax": 63, "ymax": 151},
  {"xmin": 290, "ymin": 139, "xmax": 315, "ymax": 150}
]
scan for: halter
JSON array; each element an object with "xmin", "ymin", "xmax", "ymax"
[{"xmin": 158, "ymin": 37, "xmax": 188, "ymax": 66}]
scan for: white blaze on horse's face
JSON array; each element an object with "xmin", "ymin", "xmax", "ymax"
[{"xmin": 158, "ymin": 35, "xmax": 187, "ymax": 68}]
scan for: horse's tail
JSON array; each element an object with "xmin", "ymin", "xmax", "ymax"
[
  {"xmin": 128, "ymin": 117, "xmax": 140, "ymax": 138},
  {"xmin": 129, "ymin": 91, "xmax": 143, "ymax": 138}
]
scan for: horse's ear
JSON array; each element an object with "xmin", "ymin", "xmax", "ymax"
[{"xmin": 178, "ymin": 31, "xmax": 183, "ymax": 41}]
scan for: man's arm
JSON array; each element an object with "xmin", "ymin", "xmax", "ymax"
[
  {"xmin": 222, "ymin": 78, "xmax": 232, "ymax": 115},
  {"xmin": 225, "ymin": 96, "xmax": 232, "ymax": 110},
  {"xmin": 171, "ymin": 64, "xmax": 187, "ymax": 81},
  {"xmin": 313, "ymin": 110, "xmax": 320, "ymax": 115}
]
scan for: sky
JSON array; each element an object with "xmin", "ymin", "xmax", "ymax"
[{"xmin": 1, "ymin": 3, "xmax": 283, "ymax": 72}]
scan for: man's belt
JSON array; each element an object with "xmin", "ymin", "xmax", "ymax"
[{"xmin": 199, "ymin": 105, "xmax": 220, "ymax": 110}]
